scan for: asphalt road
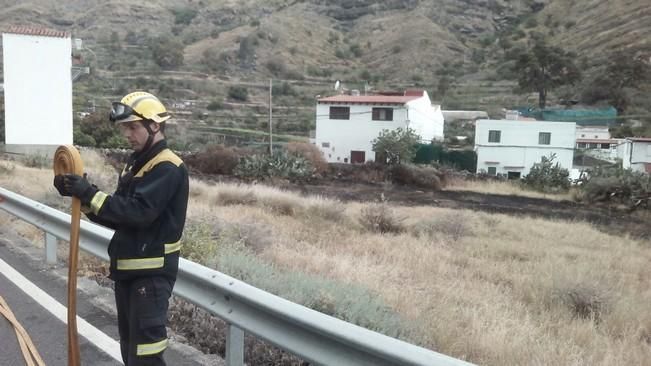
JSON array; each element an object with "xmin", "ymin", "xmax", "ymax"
[{"xmin": 0, "ymin": 227, "xmax": 222, "ymax": 366}]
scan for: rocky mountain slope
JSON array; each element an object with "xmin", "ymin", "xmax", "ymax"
[{"xmin": 1, "ymin": 0, "xmax": 649, "ymax": 141}]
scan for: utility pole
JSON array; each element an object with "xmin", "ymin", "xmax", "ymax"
[{"xmin": 269, "ymin": 78, "xmax": 273, "ymax": 154}]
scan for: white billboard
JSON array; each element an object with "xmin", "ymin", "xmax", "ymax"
[{"xmin": 2, "ymin": 30, "xmax": 73, "ymax": 145}]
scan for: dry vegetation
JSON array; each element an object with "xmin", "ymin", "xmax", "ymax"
[
  {"xmin": 448, "ymin": 177, "xmax": 576, "ymax": 201},
  {"xmin": 1, "ymin": 154, "xmax": 651, "ymax": 365}
]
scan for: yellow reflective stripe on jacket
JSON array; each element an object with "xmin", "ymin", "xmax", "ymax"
[
  {"xmin": 135, "ymin": 149, "xmax": 183, "ymax": 178},
  {"xmin": 90, "ymin": 191, "xmax": 109, "ymax": 215},
  {"xmin": 116, "ymin": 257, "xmax": 164, "ymax": 270},
  {"xmin": 164, "ymin": 241, "xmax": 181, "ymax": 254},
  {"xmin": 136, "ymin": 338, "xmax": 168, "ymax": 356}
]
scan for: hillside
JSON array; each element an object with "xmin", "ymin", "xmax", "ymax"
[{"xmin": 0, "ymin": 0, "xmax": 650, "ymax": 146}]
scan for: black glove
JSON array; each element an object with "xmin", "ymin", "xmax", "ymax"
[
  {"xmin": 53, "ymin": 175, "xmax": 72, "ymax": 196},
  {"xmin": 63, "ymin": 174, "xmax": 98, "ymax": 205}
]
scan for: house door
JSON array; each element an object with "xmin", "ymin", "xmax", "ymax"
[
  {"xmin": 350, "ymin": 150, "xmax": 365, "ymax": 164},
  {"xmin": 507, "ymin": 171, "xmax": 521, "ymax": 180}
]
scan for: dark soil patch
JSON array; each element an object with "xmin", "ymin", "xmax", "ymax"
[{"xmin": 278, "ymin": 179, "xmax": 651, "ymax": 240}]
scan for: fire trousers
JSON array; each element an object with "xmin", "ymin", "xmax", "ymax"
[{"xmin": 114, "ymin": 276, "xmax": 174, "ymax": 366}]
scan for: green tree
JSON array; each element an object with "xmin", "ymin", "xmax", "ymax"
[
  {"xmin": 582, "ymin": 52, "xmax": 651, "ymax": 113},
  {"xmin": 148, "ymin": 35, "xmax": 184, "ymax": 69},
  {"xmin": 513, "ymin": 38, "xmax": 581, "ymax": 109},
  {"xmin": 522, "ymin": 154, "xmax": 570, "ymax": 193},
  {"xmin": 109, "ymin": 31, "xmax": 121, "ymax": 52},
  {"xmin": 76, "ymin": 112, "xmax": 126, "ymax": 148},
  {"xmin": 372, "ymin": 128, "xmax": 420, "ymax": 165},
  {"xmin": 228, "ymin": 86, "xmax": 248, "ymax": 101},
  {"xmin": 171, "ymin": 7, "xmax": 198, "ymax": 25}
]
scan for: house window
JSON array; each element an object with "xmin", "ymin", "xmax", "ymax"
[
  {"xmin": 329, "ymin": 106, "xmax": 350, "ymax": 120},
  {"xmin": 539, "ymin": 132, "xmax": 551, "ymax": 145},
  {"xmin": 487, "ymin": 167, "xmax": 497, "ymax": 175},
  {"xmin": 577, "ymin": 142, "xmax": 586, "ymax": 148},
  {"xmin": 372, "ymin": 108, "xmax": 393, "ymax": 121},
  {"xmin": 581, "ymin": 134, "xmax": 585, "ymax": 137},
  {"xmin": 321, "ymin": 142, "xmax": 330, "ymax": 148},
  {"xmin": 600, "ymin": 143, "xmax": 610, "ymax": 149},
  {"xmin": 488, "ymin": 130, "xmax": 501, "ymax": 143}
]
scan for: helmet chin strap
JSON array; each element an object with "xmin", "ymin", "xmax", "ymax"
[{"xmin": 140, "ymin": 120, "xmax": 157, "ymax": 153}]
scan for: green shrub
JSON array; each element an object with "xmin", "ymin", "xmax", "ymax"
[
  {"xmin": 521, "ymin": 154, "xmax": 570, "ymax": 193},
  {"xmin": 285, "ymin": 142, "xmax": 328, "ymax": 174},
  {"xmin": 184, "ymin": 144, "xmax": 242, "ymax": 175},
  {"xmin": 148, "ymin": 35, "xmax": 184, "ymax": 69},
  {"xmin": 228, "ymin": 86, "xmax": 249, "ymax": 101},
  {"xmin": 265, "ymin": 58, "xmax": 287, "ymax": 76},
  {"xmin": 206, "ymin": 100, "xmax": 223, "ymax": 111},
  {"xmin": 235, "ymin": 150, "xmax": 314, "ymax": 180},
  {"xmin": 171, "ymin": 7, "xmax": 198, "ymax": 25},
  {"xmin": 73, "ymin": 127, "xmax": 97, "ymax": 147},
  {"xmin": 271, "ymin": 82, "xmax": 297, "ymax": 96},
  {"xmin": 389, "ymin": 164, "xmax": 444, "ymax": 190},
  {"xmin": 181, "ymin": 221, "xmax": 218, "ymax": 264},
  {"xmin": 372, "ymin": 127, "xmax": 420, "ymax": 165},
  {"xmin": 580, "ymin": 165, "xmax": 650, "ymax": 209},
  {"xmin": 216, "ymin": 246, "xmax": 412, "ymax": 338},
  {"xmin": 349, "ymin": 43, "xmax": 363, "ymax": 57}
]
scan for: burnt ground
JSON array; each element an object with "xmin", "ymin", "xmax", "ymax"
[{"xmin": 272, "ymin": 178, "xmax": 651, "ymax": 241}]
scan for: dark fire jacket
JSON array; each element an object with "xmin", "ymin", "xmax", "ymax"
[{"xmin": 85, "ymin": 140, "xmax": 189, "ymax": 281}]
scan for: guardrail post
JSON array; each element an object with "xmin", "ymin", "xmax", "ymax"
[
  {"xmin": 226, "ymin": 323, "xmax": 244, "ymax": 366},
  {"xmin": 45, "ymin": 232, "xmax": 57, "ymax": 265}
]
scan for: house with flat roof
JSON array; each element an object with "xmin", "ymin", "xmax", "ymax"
[{"xmin": 475, "ymin": 119, "xmax": 576, "ymax": 178}]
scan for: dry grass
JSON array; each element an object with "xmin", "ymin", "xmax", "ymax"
[
  {"xmin": 448, "ymin": 178, "xmax": 576, "ymax": 201},
  {"xmin": 3, "ymin": 158, "xmax": 651, "ymax": 365}
]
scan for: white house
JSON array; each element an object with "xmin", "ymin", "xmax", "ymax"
[
  {"xmin": 315, "ymin": 90, "xmax": 444, "ymax": 163},
  {"xmin": 575, "ymin": 138, "xmax": 623, "ymax": 162},
  {"xmin": 475, "ymin": 119, "xmax": 576, "ymax": 178},
  {"xmin": 2, "ymin": 26, "xmax": 73, "ymax": 154},
  {"xmin": 618, "ymin": 137, "xmax": 651, "ymax": 173}
]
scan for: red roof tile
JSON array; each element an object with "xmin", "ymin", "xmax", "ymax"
[
  {"xmin": 4, "ymin": 25, "xmax": 69, "ymax": 38},
  {"xmin": 317, "ymin": 95, "xmax": 421, "ymax": 105}
]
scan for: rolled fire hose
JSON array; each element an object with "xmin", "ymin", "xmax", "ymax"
[{"xmin": 53, "ymin": 145, "xmax": 83, "ymax": 366}]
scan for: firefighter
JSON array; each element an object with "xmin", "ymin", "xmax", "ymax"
[{"xmin": 54, "ymin": 91, "xmax": 189, "ymax": 365}]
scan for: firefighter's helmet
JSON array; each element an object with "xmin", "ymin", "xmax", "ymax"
[{"xmin": 109, "ymin": 91, "xmax": 170, "ymax": 124}]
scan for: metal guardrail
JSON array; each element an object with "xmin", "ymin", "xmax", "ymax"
[{"xmin": 0, "ymin": 186, "xmax": 474, "ymax": 366}]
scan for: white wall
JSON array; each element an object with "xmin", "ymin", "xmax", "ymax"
[
  {"xmin": 576, "ymin": 126, "xmax": 610, "ymax": 140},
  {"xmin": 629, "ymin": 141, "xmax": 651, "ymax": 173},
  {"xmin": 2, "ymin": 33, "xmax": 72, "ymax": 145},
  {"xmin": 474, "ymin": 119, "xmax": 576, "ymax": 176},
  {"xmin": 404, "ymin": 95, "xmax": 444, "ymax": 142},
  {"xmin": 315, "ymin": 104, "xmax": 408, "ymax": 163}
]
